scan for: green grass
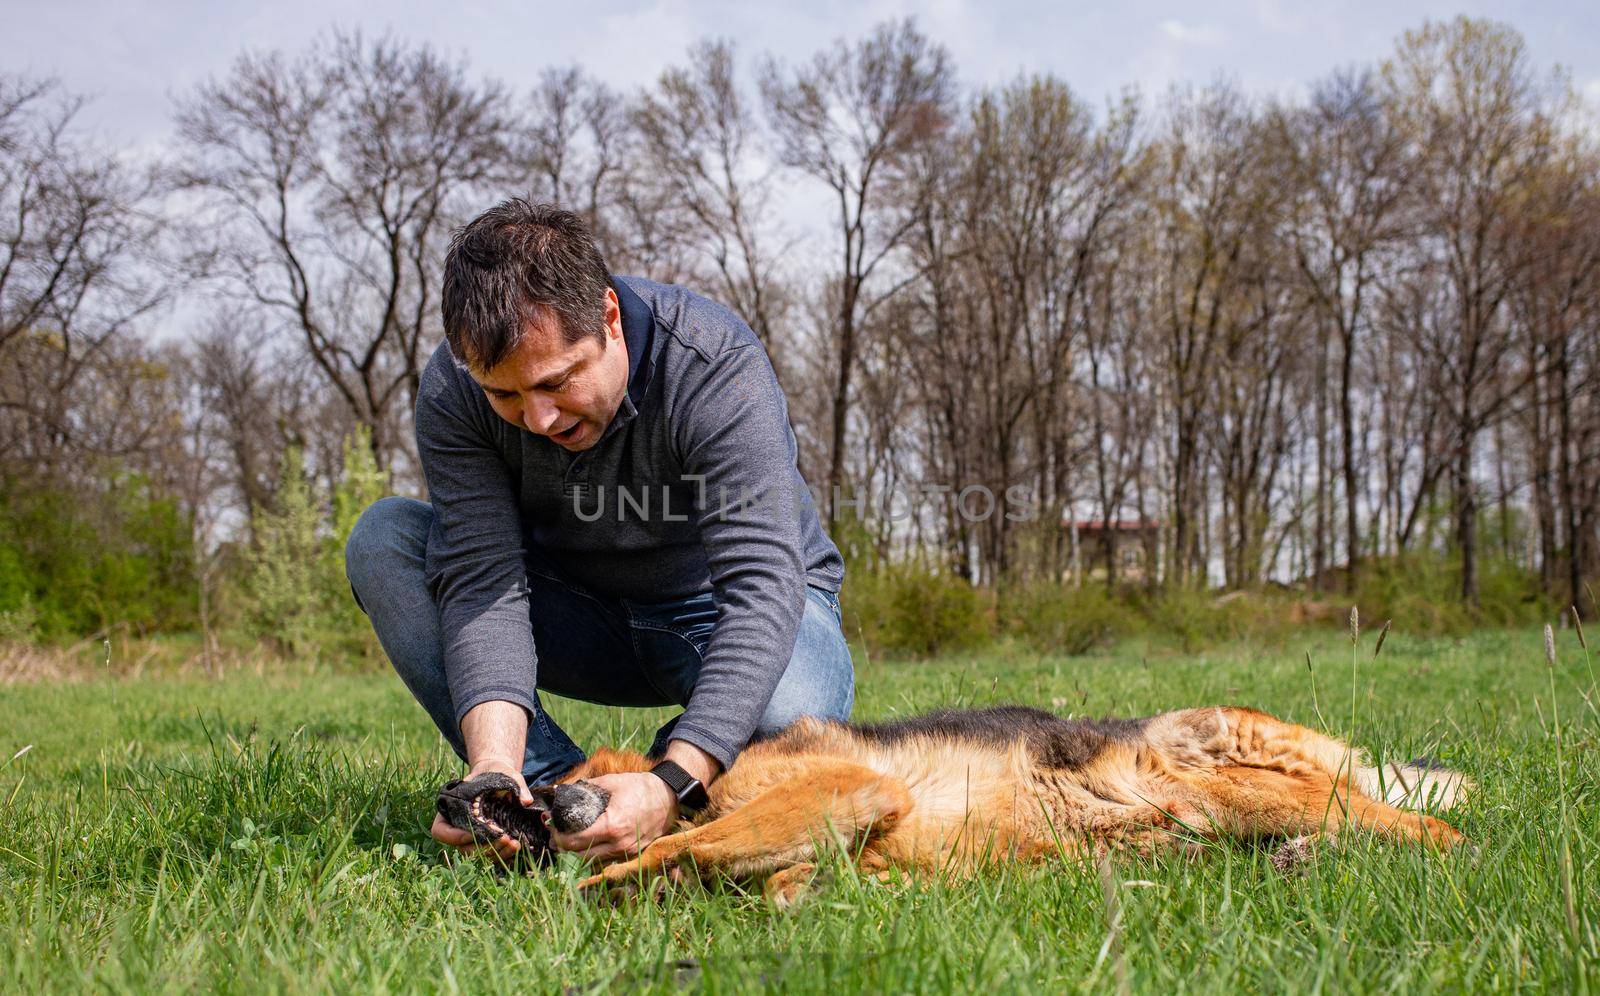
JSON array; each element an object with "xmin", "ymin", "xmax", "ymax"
[{"xmin": 2, "ymin": 626, "xmax": 1597, "ymax": 993}]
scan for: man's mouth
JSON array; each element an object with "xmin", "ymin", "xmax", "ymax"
[{"xmin": 551, "ymin": 420, "xmax": 584, "ymax": 444}]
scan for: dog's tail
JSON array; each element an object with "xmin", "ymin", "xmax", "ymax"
[{"xmin": 1355, "ymin": 757, "xmax": 1472, "ymax": 811}]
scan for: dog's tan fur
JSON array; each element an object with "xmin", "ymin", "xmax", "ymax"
[{"xmin": 562, "ymin": 705, "xmax": 1470, "ymax": 903}]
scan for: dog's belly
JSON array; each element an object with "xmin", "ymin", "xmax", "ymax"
[{"xmin": 862, "ymin": 740, "xmax": 1047, "ymax": 866}]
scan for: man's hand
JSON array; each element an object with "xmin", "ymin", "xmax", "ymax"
[
  {"xmin": 547, "ymin": 770, "xmax": 678, "ymax": 862},
  {"xmin": 549, "ymin": 740, "xmax": 719, "ymax": 862},
  {"xmin": 431, "ymin": 759, "xmax": 535, "ymax": 862},
  {"xmin": 434, "ymin": 700, "xmax": 534, "ymax": 863}
]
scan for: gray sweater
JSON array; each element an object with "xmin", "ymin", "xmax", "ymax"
[{"xmin": 415, "ymin": 275, "xmax": 844, "ymax": 768}]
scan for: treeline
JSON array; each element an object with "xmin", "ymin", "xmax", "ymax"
[{"xmin": 2, "ymin": 15, "xmax": 1598, "ymax": 647}]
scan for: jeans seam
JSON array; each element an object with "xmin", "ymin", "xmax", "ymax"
[
  {"xmin": 625, "ymin": 616, "xmax": 696, "ymax": 704},
  {"xmin": 816, "ymin": 586, "xmax": 841, "ymax": 620},
  {"xmin": 529, "ymin": 698, "xmax": 558, "ymax": 743},
  {"xmin": 525, "ymin": 566, "xmax": 610, "ymax": 609},
  {"xmin": 628, "ymin": 618, "xmax": 711, "ymax": 648}
]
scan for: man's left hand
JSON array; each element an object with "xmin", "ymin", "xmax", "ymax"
[
  {"xmin": 548, "ymin": 770, "xmax": 678, "ymax": 862},
  {"xmin": 549, "ymin": 740, "xmax": 719, "ymax": 862}
]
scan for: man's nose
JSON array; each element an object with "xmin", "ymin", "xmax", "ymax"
[{"xmin": 522, "ymin": 394, "xmax": 561, "ymax": 434}]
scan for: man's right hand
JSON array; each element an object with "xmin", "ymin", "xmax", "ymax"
[
  {"xmin": 437, "ymin": 699, "xmax": 536, "ymax": 862},
  {"xmin": 431, "ymin": 759, "xmax": 535, "ymax": 863}
]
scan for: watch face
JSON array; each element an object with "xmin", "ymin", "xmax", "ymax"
[
  {"xmin": 651, "ymin": 760, "xmax": 705, "ymax": 810},
  {"xmin": 679, "ymin": 780, "xmax": 709, "ymax": 812}
]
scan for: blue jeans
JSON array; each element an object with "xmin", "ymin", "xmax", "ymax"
[{"xmin": 344, "ymin": 496, "xmax": 855, "ymax": 785}]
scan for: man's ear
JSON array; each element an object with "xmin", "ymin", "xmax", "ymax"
[{"xmin": 604, "ymin": 287, "xmax": 623, "ymax": 342}]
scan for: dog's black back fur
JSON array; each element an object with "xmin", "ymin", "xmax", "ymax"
[{"xmin": 851, "ymin": 706, "xmax": 1151, "ymax": 771}]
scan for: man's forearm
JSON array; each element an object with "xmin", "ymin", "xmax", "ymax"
[
  {"xmin": 460, "ymin": 700, "xmax": 527, "ymax": 772},
  {"xmin": 663, "ymin": 739, "xmax": 720, "ymax": 786}
]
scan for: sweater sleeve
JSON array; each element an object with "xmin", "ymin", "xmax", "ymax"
[
  {"xmin": 415, "ymin": 346, "xmax": 539, "ymax": 728},
  {"xmin": 667, "ymin": 342, "xmax": 810, "ymax": 769}
]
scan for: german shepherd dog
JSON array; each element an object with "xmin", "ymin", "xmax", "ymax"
[{"xmin": 556, "ymin": 705, "xmax": 1470, "ymax": 904}]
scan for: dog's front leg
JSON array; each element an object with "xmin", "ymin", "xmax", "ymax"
[{"xmin": 577, "ymin": 760, "xmax": 913, "ymax": 897}]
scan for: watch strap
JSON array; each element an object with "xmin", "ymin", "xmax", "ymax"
[{"xmin": 649, "ymin": 759, "xmax": 709, "ymax": 813}]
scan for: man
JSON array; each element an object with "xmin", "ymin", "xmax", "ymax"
[{"xmin": 344, "ymin": 200, "xmax": 852, "ymax": 864}]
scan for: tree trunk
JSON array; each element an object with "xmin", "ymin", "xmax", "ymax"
[
  {"xmin": 1455, "ymin": 433, "xmax": 1479, "ymax": 605},
  {"xmin": 1338, "ymin": 319, "xmax": 1361, "ymax": 587},
  {"xmin": 1312, "ymin": 322, "xmax": 1329, "ymax": 591}
]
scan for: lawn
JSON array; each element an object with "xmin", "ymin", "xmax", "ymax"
[{"xmin": 1, "ymin": 625, "xmax": 1596, "ymax": 993}]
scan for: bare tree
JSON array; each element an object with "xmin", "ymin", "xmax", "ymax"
[
  {"xmin": 761, "ymin": 19, "xmax": 956, "ymax": 514},
  {"xmin": 1082, "ymin": 240, "xmax": 1160, "ymax": 587},
  {"xmin": 1276, "ymin": 68, "xmax": 1408, "ymax": 585},
  {"xmin": 1381, "ymin": 16, "xmax": 1560, "ymax": 602},
  {"xmin": 0, "ymin": 75, "xmax": 165, "ymax": 475},
  {"xmin": 1144, "ymin": 83, "xmax": 1266, "ymax": 585},
  {"xmin": 1511, "ymin": 146, "xmax": 1600, "ymax": 614},
  {"xmin": 191, "ymin": 317, "xmax": 307, "ymax": 532},
  {"xmin": 174, "ymin": 33, "xmax": 513, "ymax": 475},
  {"xmin": 634, "ymin": 41, "xmax": 789, "ymax": 350}
]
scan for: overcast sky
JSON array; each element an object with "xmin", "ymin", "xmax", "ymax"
[{"xmin": 8, "ymin": 0, "xmax": 1599, "ymax": 159}]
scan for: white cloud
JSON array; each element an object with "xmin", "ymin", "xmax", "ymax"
[
  {"xmin": 1134, "ymin": 18, "xmax": 1227, "ymax": 91},
  {"xmin": 1158, "ymin": 19, "xmax": 1225, "ymax": 47}
]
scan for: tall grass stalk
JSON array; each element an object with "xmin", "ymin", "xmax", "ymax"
[{"xmin": 1545, "ymin": 623, "xmax": 1582, "ymax": 978}]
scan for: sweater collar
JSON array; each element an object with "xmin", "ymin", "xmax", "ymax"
[{"xmin": 612, "ymin": 276, "xmax": 655, "ymax": 424}]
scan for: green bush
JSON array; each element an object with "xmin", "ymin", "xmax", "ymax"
[
  {"xmin": 1005, "ymin": 584, "xmax": 1137, "ymax": 655},
  {"xmin": 841, "ymin": 566, "xmax": 994, "ymax": 658},
  {"xmin": 0, "ymin": 541, "xmax": 34, "ymax": 639},
  {"xmin": 1350, "ymin": 554, "xmax": 1553, "ymax": 636},
  {"xmin": 0, "ymin": 473, "xmax": 198, "ymax": 638},
  {"xmin": 242, "ymin": 430, "xmax": 388, "ymax": 662},
  {"xmin": 0, "ymin": 593, "xmax": 40, "ymax": 643}
]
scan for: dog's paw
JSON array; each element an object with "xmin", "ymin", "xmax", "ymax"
[
  {"xmin": 763, "ymin": 864, "xmax": 820, "ymax": 909},
  {"xmin": 578, "ymin": 866, "xmax": 674, "ymax": 906},
  {"xmin": 1270, "ymin": 834, "xmax": 1319, "ymax": 874},
  {"xmin": 577, "ymin": 858, "xmax": 646, "ymax": 893}
]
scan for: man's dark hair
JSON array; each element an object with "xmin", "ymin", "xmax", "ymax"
[{"xmin": 441, "ymin": 199, "xmax": 611, "ymax": 371}]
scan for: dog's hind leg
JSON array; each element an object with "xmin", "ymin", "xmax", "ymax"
[
  {"xmin": 1166, "ymin": 707, "xmax": 1472, "ymax": 813},
  {"xmin": 1337, "ymin": 787, "xmax": 1465, "ymax": 847},
  {"xmin": 1189, "ymin": 764, "xmax": 1464, "ymax": 849},
  {"xmin": 577, "ymin": 760, "xmax": 912, "ymax": 895}
]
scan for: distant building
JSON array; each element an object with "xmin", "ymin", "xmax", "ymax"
[{"xmin": 1064, "ymin": 518, "xmax": 1163, "ymax": 583}]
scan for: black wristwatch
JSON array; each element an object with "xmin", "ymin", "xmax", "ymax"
[{"xmin": 649, "ymin": 759, "xmax": 710, "ymax": 814}]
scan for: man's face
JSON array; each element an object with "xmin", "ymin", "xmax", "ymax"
[{"xmin": 472, "ymin": 288, "xmax": 630, "ymax": 452}]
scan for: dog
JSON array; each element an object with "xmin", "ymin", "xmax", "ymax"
[{"xmin": 551, "ymin": 704, "xmax": 1470, "ymax": 905}]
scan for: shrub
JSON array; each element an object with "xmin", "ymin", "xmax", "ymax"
[
  {"xmin": 241, "ymin": 430, "xmax": 388, "ymax": 662},
  {"xmin": 0, "ymin": 473, "xmax": 198, "ymax": 638},
  {"xmin": 0, "ymin": 593, "xmax": 40, "ymax": 643},
  {"xmin": 1350, "ymin": 554, "xmax": 1553, "ymax": 636},
  {"xmin": 841, "ymin": 565, "xmax": 994, "ymax": 658},
  {"xmin": 1005, "ymin": 584, "xmax": 1137, "ymax": 655},
  {"xmin": 243, "ymin": 447, "xmax": 325, "ymax": 654}
]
